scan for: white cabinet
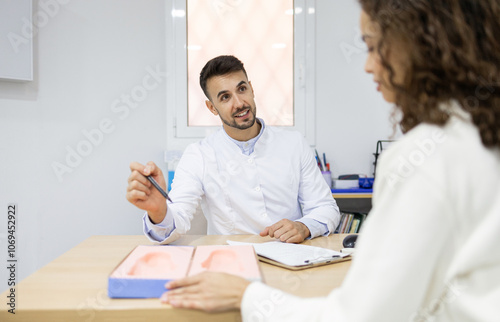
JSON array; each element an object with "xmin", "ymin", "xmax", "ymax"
[{"xmin": 0, "ymin": 0, "xmax": 33, "ymax": 81}]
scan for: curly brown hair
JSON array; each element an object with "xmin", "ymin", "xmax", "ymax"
[{"xmin": 359, "ymin": 0, "xmax": 500, "ymax": 148}]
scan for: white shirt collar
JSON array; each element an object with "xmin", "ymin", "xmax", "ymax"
[{"xmin": 222, "ymin": 118, "xmax": 265, "ymax": 155}]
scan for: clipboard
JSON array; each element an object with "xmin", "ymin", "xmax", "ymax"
[{"xmin": 226, "ymin": 240, "xmax": 351, "ymax": 271}]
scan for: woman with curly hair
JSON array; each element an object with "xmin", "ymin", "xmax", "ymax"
[{"xmin": 160, "ymin": 1, "xmax": 500, "ymax": 320}]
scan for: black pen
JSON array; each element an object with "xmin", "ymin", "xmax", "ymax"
[{"xmin": 146, "ymin": 176, "xmax": 172, "ymax": 203}]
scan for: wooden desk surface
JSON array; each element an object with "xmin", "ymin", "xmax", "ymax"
[{"xmin": 0, "ymin": 234, "xmax": 352, "ymax": 322}]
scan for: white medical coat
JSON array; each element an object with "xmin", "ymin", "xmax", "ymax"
[{"xmin": 144, "ymin": 125, "xmax": 340, "ymax": 244}]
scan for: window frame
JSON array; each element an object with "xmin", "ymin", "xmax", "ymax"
[{"xmin": 165, "ymin": 0, "xmax": 316, "ymax": 144}]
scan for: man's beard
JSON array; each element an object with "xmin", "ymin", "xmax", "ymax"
[{"xmin": 220, "ymin": 105, "xmax": 256, "ymax": 130}]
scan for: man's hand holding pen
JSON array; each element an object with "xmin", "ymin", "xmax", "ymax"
[
  {"xmin": 126, "ymin": 161, "xmax": 168, "ymax": 224},
  {"xmin": 127, "ymin": 162, "xmax": 311, "ymax": 243}
]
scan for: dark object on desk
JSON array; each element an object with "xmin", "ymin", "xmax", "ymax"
[
  {"xmin": 359, "ymin": 177, "xmax": 374, "ymax": 189},
  {"xmin": 342, "ymin": 234, "xmax": 358, "ymax": 248},
  {"xmin": 338, "ymin": 174, "xmax": 359, "ymax": 180}
]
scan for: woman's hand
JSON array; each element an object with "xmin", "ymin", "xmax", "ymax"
[{"xmin": 161, "ymin": 271, "xmax": 251, "ymax": 313}]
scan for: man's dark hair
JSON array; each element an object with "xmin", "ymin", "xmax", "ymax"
[{"xmin": 199, "ymin": 55, "xmax": 248, "ymax": 100}]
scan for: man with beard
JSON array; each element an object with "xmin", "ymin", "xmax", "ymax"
[{"xmin": 126, "ymin": 55, "xmax": 340, "ymax": 244}]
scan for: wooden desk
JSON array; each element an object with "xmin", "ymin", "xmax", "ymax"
[{"xmin": 0, "ymin": 234, "xmax": 352, "ymax": 322}]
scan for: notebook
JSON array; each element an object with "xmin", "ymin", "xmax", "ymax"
[{"xmin": 226, "ymin": 240, "xmax": 351, "ymax": 270}]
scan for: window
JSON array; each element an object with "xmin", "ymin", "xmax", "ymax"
[{"xmin": 166, "ymin": 0, "xmax": 316, "ymax": 143}]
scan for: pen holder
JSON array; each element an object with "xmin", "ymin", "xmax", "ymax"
[{"xmin": 321, "ymin": 171, "xmax": 332, "ymax": 189}]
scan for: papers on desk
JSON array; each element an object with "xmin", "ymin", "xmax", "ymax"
[{"xmin": 226, "ymin": 240, "xmax": 351, "ymax": 270}]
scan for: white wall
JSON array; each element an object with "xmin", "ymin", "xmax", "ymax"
[
  {"xmin": 0, "ymin": 0, "xmax": 167, "ymax": 284},
  {"xmin": 314, "ymin": 0, "xmax": 395, "ymax": 178},
  {"xmin": 0, "ymin": 0, "xmax": 397, "ymax": 286}
]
